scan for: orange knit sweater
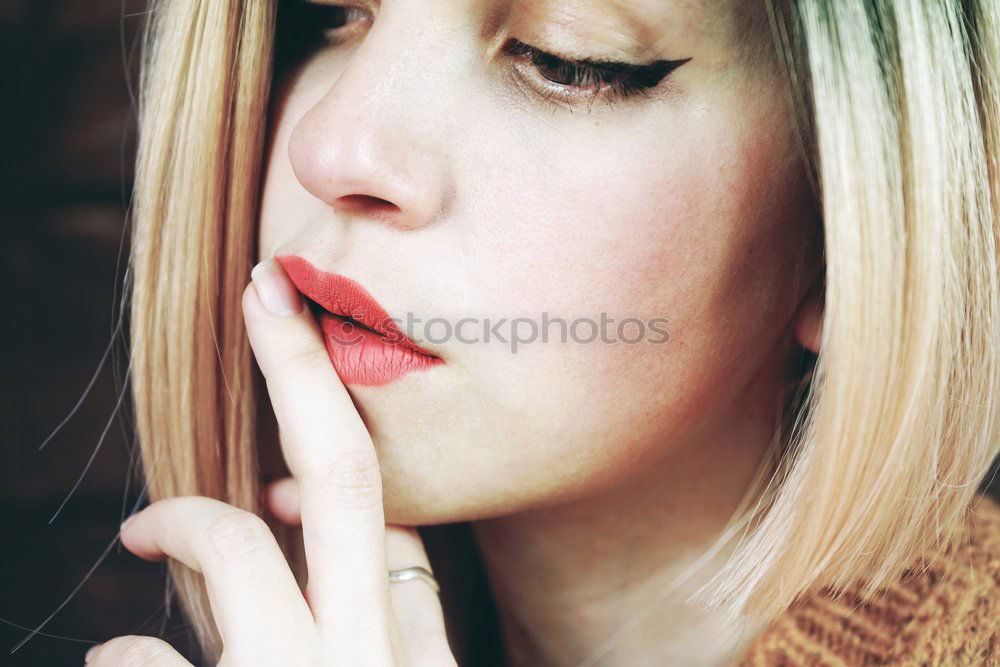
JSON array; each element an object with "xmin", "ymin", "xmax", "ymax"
[{"xmin": 737, "ymin": 493, "xmax": 1000, "ymax": 666}]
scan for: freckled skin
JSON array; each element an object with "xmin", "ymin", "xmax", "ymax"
[{"xmin": 257, "ymin": 0, "xmax": 821, "ymax": 526}]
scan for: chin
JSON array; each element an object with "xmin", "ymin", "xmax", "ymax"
[
  {"xmin": 376, "ymin": 456, "xmax": 524, "ymax": 526},
  {"xmin": 379, "ymin": 471, "xmax": 493, "ymax": 526}
]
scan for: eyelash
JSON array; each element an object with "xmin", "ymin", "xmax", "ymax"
[
  {"xmin": 285, "ymin": 2, "xmax": 689, "ymax": 108},
  {"xmin": 501, "ymin": 38, "xmax": 687, "ymax": 107}
]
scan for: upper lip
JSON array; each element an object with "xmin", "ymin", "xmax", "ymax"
[{"xmin": 274, "ymin": 254, "xmax": 439, "ymax": 358}]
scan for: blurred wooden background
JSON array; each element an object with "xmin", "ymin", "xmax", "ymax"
[{"xmin": 0, "ymin": 1, "xmax": 997, "ymax": 666}]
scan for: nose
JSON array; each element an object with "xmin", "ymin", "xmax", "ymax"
[{"xmin": 286, "ymin": 9, "xmax": 449, "ymax": 232}]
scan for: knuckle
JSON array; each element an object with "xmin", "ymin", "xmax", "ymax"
[
  {"xmin": 277, "ymin": 338, "xmax": 331, "ymax": 375},
  {"xmin": 314, "ymin": 450, "xmax": 383, "ymax": 511},
  {"xmin": 201, "ymin": 509, "xmax": 274, "ymax": 562},
  {"xmin": 256, "ymin": 336, "xmax": 329, "ymax": 386},
  {"xmin": 102, "ymin": 635, "xmax": 173, "ymax": 665}
]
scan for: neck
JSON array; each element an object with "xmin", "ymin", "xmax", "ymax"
[{"xmin": 469, "ymin": 360, "xmax": 790, "ymax": 666}]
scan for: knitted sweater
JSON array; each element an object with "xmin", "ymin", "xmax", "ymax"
[{"xmin": 737, "ymin": 493, "xmax": 1000, "ymax": 666}]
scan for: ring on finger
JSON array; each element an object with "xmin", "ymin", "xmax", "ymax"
[{"xmin": 388, "ymin": 566, "xmax": 440, "ymax": 595}]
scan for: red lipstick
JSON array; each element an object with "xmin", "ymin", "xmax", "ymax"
[{"xmin": 275, "ymin": 255, "xmax": 444, "ymax": 386}]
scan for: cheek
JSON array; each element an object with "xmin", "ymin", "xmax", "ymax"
[
  {"xmin": 258, "ymin": 118, "xmax": 304, "ymax": 258},
  {"xmin": 459, "ymin": 102, "xmax": 806, "ymax": 460}
]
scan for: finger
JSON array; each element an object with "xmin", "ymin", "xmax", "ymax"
[
  {"xmin": 85, "ymin": 635, "xmax": 191, "ymax": 666},
  {"xmin": 385, "ymin": 525, "xmax": 452, "ymax": 658},
  {"xmin": 119, "ymin": 497, "xmax": 317, "ymax": 661},
  {"xmin": 270, "ymin": 478, "xmax": 451, "ymax": 658},
  {"xmin": 243, "ymin": 257, "xmax": 393, "ymax": 650},
  {"xmin": 265, "ymin": 476, "xmax": 302, "ymax": 526}
]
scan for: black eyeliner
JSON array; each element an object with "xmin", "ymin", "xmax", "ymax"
[
  {"xmin": 575, "ymin": 55, "xmax": 693, "ymax": 88},
  {"xmin": 505, "ymin": 38, "xmax": 690, "ymax": 90}
]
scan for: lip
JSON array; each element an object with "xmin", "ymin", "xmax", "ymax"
[{"xmin": 275, "ymin": 255, "xmax": 444, "ymax": 386}]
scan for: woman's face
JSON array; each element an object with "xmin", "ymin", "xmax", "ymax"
[{"xmin": 258, "ymin": 0, "xmax": 820, "ymax": 525}]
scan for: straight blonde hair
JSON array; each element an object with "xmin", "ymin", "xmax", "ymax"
[{"xmin": 127, "ymin": 0, "xmax": 1000, "ymax": 662}]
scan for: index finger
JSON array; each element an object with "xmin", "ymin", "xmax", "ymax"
[{"xmin": 242, "ymin": 256, "xmax": 394, "ymax": 654}]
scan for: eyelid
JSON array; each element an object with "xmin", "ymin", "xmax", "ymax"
[{"xmin": 506, "ymin": 38, "xmax": 646, "ymax": 75}]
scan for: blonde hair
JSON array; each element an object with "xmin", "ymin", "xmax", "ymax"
[{"xmin": 127, "ymin": 0, "xmax": 1000, "ymax": 661}]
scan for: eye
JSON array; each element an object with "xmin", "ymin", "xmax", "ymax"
[
  {"xmin": 312, "ymin": 4, "xmax": 370, "ymax": 41},
  {"xmin": 502, "ymin": 38, "xmax": 690, "ymax": 107},
  {"xmin": 280, "ymin": 1, "xmax": 372, "ymax": 48}
]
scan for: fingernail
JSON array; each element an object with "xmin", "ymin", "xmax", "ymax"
[
  {"xmin": 251, "ymin": 258, "xmax": 304, "ymax": 317},
  {"xmin": 85, "ymin": 643, "xmax": 101, "ymax": 662}
]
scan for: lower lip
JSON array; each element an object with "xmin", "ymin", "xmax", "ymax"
[{"xmin": 316, "ymin": 311, "xmax": 444, "ymax": 386}]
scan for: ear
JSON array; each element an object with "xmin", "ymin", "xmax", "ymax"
[{"xmin": 793, "ymin": 272, "xmax": 824, "ymax": 354}]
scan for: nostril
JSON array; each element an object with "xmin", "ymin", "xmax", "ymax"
[{"xmin": 337, "ymin": 193, "xmax": 400, "ymax": 214}]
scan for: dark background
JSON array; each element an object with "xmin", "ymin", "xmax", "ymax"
[
  {"xmin": 1, "ymin": 1, "xmax": 203, "ymax": 664},
  {"xmin": 1, "ymin": 2, "xmax": 998, "ymax": 666}
]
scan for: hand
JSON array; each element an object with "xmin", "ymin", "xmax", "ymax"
[{"xmin": 85, "ymin": 258, "xmax": 457, "ymax": 666}]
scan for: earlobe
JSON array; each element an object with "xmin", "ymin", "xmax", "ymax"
[{"xmin": 793, "ymin": 275, "xmax": 825, "ymax": 355}]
